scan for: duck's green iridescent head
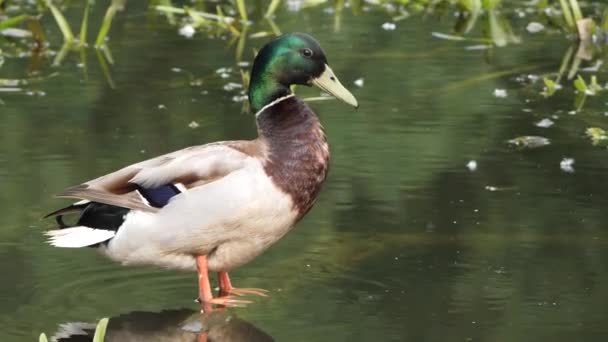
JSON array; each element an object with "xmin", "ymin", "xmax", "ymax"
[{"xmin": 248, "ymin": 33, "xmax": 358, "ymax": 113}]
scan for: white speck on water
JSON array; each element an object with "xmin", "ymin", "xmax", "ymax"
[
  {"xmin": 528, "ymin": 74, "xmax": 540, "ymax": 82},
  {"xmin": 223, "ymin": 82, "xmax": 243, "ymax": 91},
  {"xmin": 568, "ymin": 110, "xmax": 577, "ymax": 115},
  {"xmin": 178, "ymin": 25, "xmax": 195, "ymax": 38},
  {"xmin": 188, "ymin": 121, "xmax": 200, "ymax": 129},
  {"xmin": 354, "ymin": 78, "xmax": 364, "ymax": 87},
  {"xmin": 432, "ymin": 32, "xmax": 465, "ymax": 41},
  {"xmin": 0, "ymin": 88, "xmax": 21, "ymax": 93},
  {"xmin": 216, "ymin": 67, "xmax": 232, "ymax": 76},
  {"xmin": 306, "ymin": 264, "xmax": 311, "ymax": 267},
  {"xmin": 201, "ymin": 90, "xmax": 208, "ymax": 95},
  {"xmin": 560, "ymin": 158, "xmax": 575, "ymax": 173},
  {"xmin": 286, "ymin": 0, "xmax": 302, "ymax": 12},
  {"xmin": 494, "ymin": 89, "xmax": 508, "ymax": 98},
  {"xmin": 544, "ymin": 7, "xmax": 558, "ymax": 16},
  {"xmin": 516, "ymin": 9, "xmax": 526, "ymax": 18},
  {"xmin": 26, "ymin": 90, "xmax": 46, "ymax": 96},
  {"xmin": 190, "ymin": 79, "xmax": 203, "ymax": 87},
  {"xmin": 231, "ymin": 95, "xmax": 248, "ymax": 102},
  {"xmin": 508, "ymin": 136, "xmax": 551, "ymax": 148},
  {"xmin": 522, "ymin": 108, "xmax": 532, "ymax": 112},
  {"xmin": 485, "ymin": 186, "xmax": 499, "ymax": 192},
  {"xmin": 535, "ymin": 118, "xmax": 554, "ymax": 128},
  {"xmin": 171, "ymin": 67, "xmax": 182, "ymax": 73},
  {"xmin": 382, "ymin": 22, "xmax": 396, "ymax": 31},
  {"xmin": 158, "ymin": 104, "xmax": 166, "ymax": 110},
  {"xmin": 526, "ymin": 22, "xmax": 545, "ymax": 33},
  {"xmin": 466, "ymin": 160, "xmax": 478, "ymax": 171},
  {"xmin": 465, "ymin": 44, "xmax": 492, "ymax": 50},
  {"xmin": 494, "ymin": 267, "xmax": 506, "ymax": 274},
  {"xmin": 323, "ymin": 7, "xmax": 335, "ymax": 14},
  {"xmin": 382, "ymin": 3, "xmax": 397, "ymax": 11},
  {"xmin": 237, "ymin": 61, "xmax": 250, "ymax": 68}
]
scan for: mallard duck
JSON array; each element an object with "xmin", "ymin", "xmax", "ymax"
[{"xmin": 44, "ymin": 32, "xmax": 358, "ymax": 311}]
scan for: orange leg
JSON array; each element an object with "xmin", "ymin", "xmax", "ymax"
[
  {"xmin": 218, "ymin": 271, "xmax": 269, "ymax": 297},
  {"xmin": 197, "ymin": 332, "xmax": 208, "ymax": 342},
  {"xmin": 196, "ymin": 256, "xmax": 251, "ymax": 311}
]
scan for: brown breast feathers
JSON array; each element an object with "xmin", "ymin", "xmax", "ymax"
[{"xmin": 255, "ymin": 96, "xmax": 330, "ymax": 220}]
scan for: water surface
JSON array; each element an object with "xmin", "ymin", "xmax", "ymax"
[{"xmin": 1, "ymin": 3, "xmax": 608, "ymax": 341}]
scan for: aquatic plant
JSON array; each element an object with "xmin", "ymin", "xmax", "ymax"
[{"xmin": 38, "ymin": 317, "xmax": 108, "ymax": 342}]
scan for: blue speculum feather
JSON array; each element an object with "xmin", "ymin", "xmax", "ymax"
[{"xmin": 136, "ymin": 184, "xmax": 182, "ymax": 208}]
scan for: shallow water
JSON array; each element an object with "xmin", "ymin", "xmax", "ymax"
[{"xmin": 2, "ymin": 2, "xmax": 608, "ymax": 341}]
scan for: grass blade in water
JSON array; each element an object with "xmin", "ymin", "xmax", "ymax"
[
  {"xmin": 568, "ymin": 0, "xmax": 583, "ymax": 22},
  {"xmin": 488, "ymin": 10, "xmax": 507, "ymax": 47},
  {"xmin": 79, "ymin": 2, "xmax": 90, "ymax": 47},
  {"xmin": 43, "ymin": 0, "xmax": 74, "ymax": 43},
  {"xmin": 0, "ymin": 15, "xmax": 28, "ymax": 30},
  {"xmin": 558, "ymin": 0, "xmax": 575, "ymax": 29},
  {"xmin": 96, "ymin": 0, "xmax": 125, "ymax": 48},
  {"xmin": 93, "ymin": 318, "xmax": 109, "ymax": 342},
  {"xmin": 265, "ymin": 0, "xmax": 281, "ymax": 18},
  {"xmin": 236, "ymin": 0, "xmax": 248, "ymax": 22},
  {"xmin": 96, "ymin": 49, "xmax": 116, "ymax": 88},
  {"xmin": 53, "ymin": 41, "xmax": 71, "ymax": 66}
]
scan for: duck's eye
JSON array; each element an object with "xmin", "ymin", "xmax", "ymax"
[{"xmin": 301, "ymin": 48, "xmax": 314, "ymax": 58}]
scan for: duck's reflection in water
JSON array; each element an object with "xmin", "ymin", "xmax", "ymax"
[{"xmin": 52, "ymin": 309, "xmax": 274, "ymax": 342}]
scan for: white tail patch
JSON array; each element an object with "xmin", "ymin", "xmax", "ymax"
[{"xmin": 46, "ymin": 227, "xmax": 115, "ymax": 248}]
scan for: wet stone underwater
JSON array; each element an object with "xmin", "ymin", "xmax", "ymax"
[{"xmin": 2, "ymin": 2, "xmax": 608, "ymax": 342}]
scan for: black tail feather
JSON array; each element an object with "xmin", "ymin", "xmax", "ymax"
[
  {"xmin": 77, "ymin": 203, "xmax": 130, "ymax": 232},
  {"xmin": 43, "ymin": 203, "xmax": 88, "ymax": 219},
  {"xmin": 45, "ymin": 202, "xmax": 129, "ymax": 232}
]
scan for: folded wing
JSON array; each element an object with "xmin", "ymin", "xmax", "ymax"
[{"xmin": 49, "ymin": 141, "xmax": 257, "ymax": 215}]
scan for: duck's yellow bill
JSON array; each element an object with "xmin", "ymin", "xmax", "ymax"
[{"xmin": 311, "ymin": 64, "xmax": 359, "ymax": 108}]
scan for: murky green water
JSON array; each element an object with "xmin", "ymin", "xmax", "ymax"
[{"xmin": 2, "ymin": 2, "xmax": 608, "ymax": 341}]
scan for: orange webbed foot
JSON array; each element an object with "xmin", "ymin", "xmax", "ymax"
[
  {"xmin": 218, "ymin": 271, "xmax": 269, "ymax": 298},
  {"xmin": 225, "ymin": 287, "xmax": 269, "ymax": 297}
]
